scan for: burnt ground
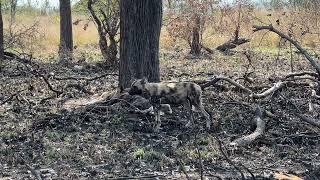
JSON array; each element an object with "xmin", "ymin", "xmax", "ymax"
[{"xmin": 0, "ymin": 49, "xmax": 319, "ymax": 179}]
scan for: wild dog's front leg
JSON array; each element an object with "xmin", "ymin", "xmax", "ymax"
[
  {"xmin": 202, "ymin": 106, "xmax": 211, "ymax": 130},
  {"xmin": 151, "ymin": 97, "xmax": 161, "ymax": 132},
  {"xmin": 184, "ymin": 99, "xmax": 195, "ymax": 128},
  {"xmin": 192, "ymin": 95, "xmax": 211, "ymax": 130}
]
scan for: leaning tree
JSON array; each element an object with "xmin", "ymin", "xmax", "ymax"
[
  {"xmin": 119, "ymin": 0, "xmax": 162, "ymax": 90},
  {"xmin": 87, "ymin": 0, "xmax": 119, "ymax": 66}
]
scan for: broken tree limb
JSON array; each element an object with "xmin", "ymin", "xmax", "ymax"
[
  {"xmin": 280, "ymin": 94, "xmax": 320, "ymax": 129},
  {"xmin": 230, "ymin": 107, "xmax": 265, "ymax": 146},
  {"xmin": 253, "ymin": 24, "xmax": 320, "ymax": 75},
  {"xmin": 216, "ymin": 38, "xmax": 250, "ymax": 52},
  {"xmin": 251, "ymin": 81, "xmax": 286, "ymax": 99},
  {"xmin": 202, "ymin": 75, "xmax": 317, "ymax": 100},
  {"xmin": 37, "ymin": 73, "xmax": 63, "ymax": 96},
  {"xmin": 0, "ymin": 89, "xmax": 27, "ymax": 105},
  {"xmin": 284, "ymin": 71, "xmax": 319, "ymax": 79},
  {"xmin": 201, "ymin": 76, "xmax": 253, "ymax": 94},
  {"xmin": 53, "ymin": 73, "xmax": 118, "ymax": 81},
  {"xmin": 202, "ymin": 76, "xmax": 286, "ymax": 99},
  {"xmin": 295, "ymin": 113, "xmax": 320, "ymax": 129},
  {"xmin": 288, "ymin": 76, "xmax": 319, "ymax": 82},
  {"xmin": 200, "ymin": 44, "xmax": 214, "ymax": 54}
]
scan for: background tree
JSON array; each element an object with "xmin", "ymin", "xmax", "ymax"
[
  {"xmin": 87, "ymin": 0, "xmax": 119, "ymax": 67},
  {"xmin": 166, "ymin": 0, "xmax": 213, "ymax": 56},
  {"xmin": 119, "ymin": 0, "xmax": 162, "ymax": 90},
  {"xmin": 10, "ymin": 0, "xmax": 17, "ymax": 23},
  {"xmin": 59, "ymin": 0, "xmax": 73, "ymax": 62},
  {"xmin": 40, "ymin": 0, "xmax": 50, "ymax": 16}
]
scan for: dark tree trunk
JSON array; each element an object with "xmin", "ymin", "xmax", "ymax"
[
  {"xmin": 119, "ymin": 0, "xmax": 162, "ymax": 90},
  {"xmin": 190, "ymin": 15, "xmax": 201, "ymax": 55},
  {"xmin": 59, "ymin": 0, "xmax": 73, "ymax": 62},
  {"xmin": 0, "ymin": 1, "xmax": 3, "ymax": 71}
]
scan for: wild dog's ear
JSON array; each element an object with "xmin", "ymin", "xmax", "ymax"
[{"xmin": 141, "ymin": 77, "xmax": 148, "ymax": 85}]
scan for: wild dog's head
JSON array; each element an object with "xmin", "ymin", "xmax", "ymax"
[{"xmin": 128, "ymin": 78, "xmax": 148, "ymax": 95}]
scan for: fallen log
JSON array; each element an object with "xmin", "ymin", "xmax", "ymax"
[
  {"xmin": 230, "ymin": 107, "xmax": 265, "ymax": 146},
  {"xmin": 216, "ymin": 38, "xmax": 250, "ymax": 52}
]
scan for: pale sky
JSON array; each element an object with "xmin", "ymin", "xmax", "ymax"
[
  {"xmin": 18, "ymin": 0, "xmax": 80, "ymax": 8},
  {"xmin": 18, "ymin": 0, "xmax": 261, "ymax": 8}
]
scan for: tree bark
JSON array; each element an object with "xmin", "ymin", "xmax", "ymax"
[
  {"xmin": 119, "ymin": 0, "xmax": 162, "ymax": 90},
  {"xmin": 59, "ymin": 0, "xmax": 73, "ymax": 62},
  {"xmin": 0, "ymin": 1, "xmax": 4, "ymax": 71},
  {"xmin": 0, "ymin": 1, "xmax": 4, "ymax": 72},
  {"xmin": 190, "ymin": 15, "xmax": 201, "ymax": 55}
]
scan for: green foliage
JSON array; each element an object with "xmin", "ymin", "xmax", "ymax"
[
  {"xmin": 110, "ymin": 114, "xmax": 122, "ymax": 125},
  {"xmin": 144, "ymin": 150, "xmax": 163, "ymax": 161},
  {"xmin": 72, "ymin": 0, "xmax": 89, "ymax": 14},
  {"xmin": 133, "ymin": 148, "xmax": 145, "ymax": 159}
]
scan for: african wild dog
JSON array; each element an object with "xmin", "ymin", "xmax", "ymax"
[{"xmin": 128, "ymin": 78, "xmax": 211, "ymax": 131}]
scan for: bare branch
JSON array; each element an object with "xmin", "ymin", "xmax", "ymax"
[
  {"xmin": 176, "ymin": 159, "xmax": 191, "ymax": 180},
  {"xmin": 295, "ymin": 113, "xmax": 320, "ymax": 129},
  {"xmin": 253, "ymin": 24, "xmax": 320, "ymax": 75},
  {"xmin": 53, "ymin": 73, "xmax": 118, "ymax": 81},
  {"xmin": 251, "ymin": 82, "xmax": 285, "ymax": 99},
  {"xmin": 230, "ymin": 107, "xmax": 265, "ymax": 146},
  {"xmin": 32, "ymin": 71, "xmax": 62, "ymax": 96},
  {"xmin": 213, "ymin": 135, "xmax": 246, "ymax": 179},
  {"xmin": 284, "ymin": 71, "xmax": 319, "ymax": 79},
  {"xmin": 201, "ymin": 76, "xmax": 253, "ymax": 94},
  {"xmin": 0, "ymin": 89, "xmax": 26, "ymax": 105}
]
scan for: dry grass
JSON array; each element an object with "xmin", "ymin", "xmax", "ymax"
[
  {"xmin": 3, "ymin": 9, "xmax": 320, "ymax": 60},
  {"xmin": 3, "ymin": 14, "xmax": 100, "ymax": 59}
]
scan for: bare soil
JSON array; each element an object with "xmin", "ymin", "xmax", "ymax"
[{"xmin": 0, "ymin": 49, "xmax": 319, "ymax": 179}]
